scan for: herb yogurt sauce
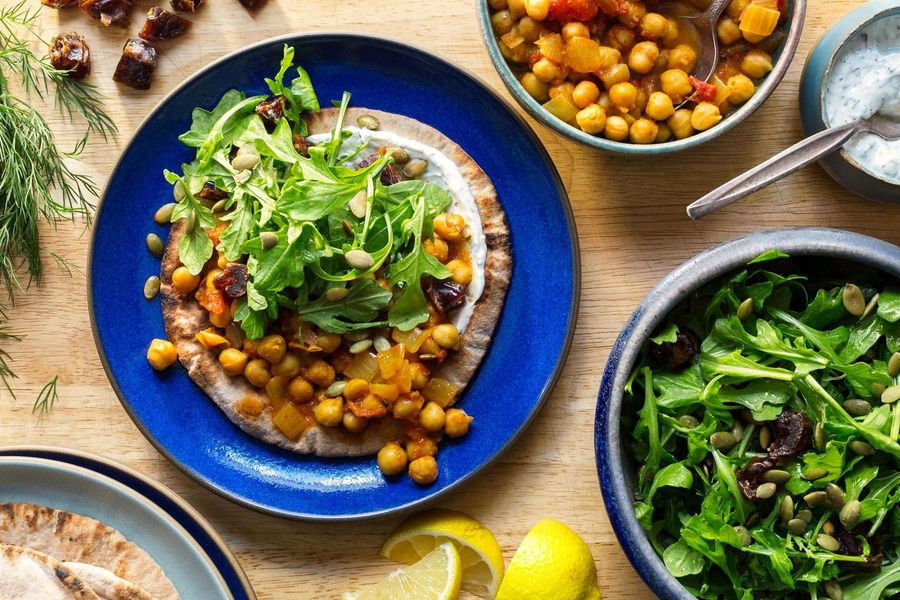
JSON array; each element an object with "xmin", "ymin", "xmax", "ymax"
[{"xmin": 823, "ymin": 14, "xmax": 900, "ymax": 185}]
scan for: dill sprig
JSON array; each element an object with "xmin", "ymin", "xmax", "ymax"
[{"xmin": 32, "ymin": 376, "xmax": 58, "ymax": 421}]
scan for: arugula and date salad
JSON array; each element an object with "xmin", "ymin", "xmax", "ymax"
[
  {"xmin": 625, "ymin": 251, "xmax": 900, "ymax": 599},
  {"xmin": 144, "ymin": 46, "xmax": 511, "ymax": 485}
]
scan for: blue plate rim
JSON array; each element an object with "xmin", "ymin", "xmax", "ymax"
[
  {"xmin": 88, "ymin": 32, "xmax": 581, "ymax": 521},
  {"xmin": 0, "ymin": 445, "xmax": 256, "ymax": 600}
]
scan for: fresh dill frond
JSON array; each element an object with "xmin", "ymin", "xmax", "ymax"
[
  {"xmin": 0, "ymin": 324, "xmax": 22, "ymax": 397},
  {"xmin": 32, "ymin": 375, "xmax": 58, "ymax": 420}
]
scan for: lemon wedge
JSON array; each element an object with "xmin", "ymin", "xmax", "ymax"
[
  {"xmin": 382, "ymin": 509, "xmax": 504, "ymax": 598},
  {"xmin": 496, "ymin": 518, "xmax": 602, "ymax": 600},
  {"xmin": 343, "ymin": 541, "xmax": 462, "ymax": 600}
]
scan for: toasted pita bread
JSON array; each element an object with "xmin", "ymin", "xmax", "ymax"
[
  {"xmin": 63, "ymin": 563, "xmax": 157, "ymax": 600},
  {"xmin": 0, "ymin": 544, "xmax": 99, "ymax": 600},
  {"xmin": 160, "ymin": 107, "xmax": 511, "ymax": 457},
  {"xmin": 0, "ymin": 504, "xmax": 178, "ymax": 600}
]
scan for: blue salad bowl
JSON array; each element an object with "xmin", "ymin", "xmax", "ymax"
[
  {"xmin": 799, "ymin": 0, "xmax": 900, "ymax": 203},
  {"xmin": 595, "ymin": 227, "xmax": 900, "ymax": 598}
]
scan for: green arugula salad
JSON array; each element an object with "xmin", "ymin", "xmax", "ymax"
[{"xmin": 625, "ymin": 251, "xmax": 900, "ymax": 599}]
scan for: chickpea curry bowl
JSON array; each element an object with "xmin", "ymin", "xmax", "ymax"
[
  {"xmin": 144, "ymin": 46, "xmax": 511, "ymax": 486},
  {"xmin": 480, "ymin": 0, "xmax": 805, "ymax": 152}
]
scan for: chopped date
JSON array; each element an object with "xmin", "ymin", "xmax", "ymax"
[
  {"xmin": 736, "ymin": 456, "xmax": 777, "ymax": 501},
  {"xmin": 427, "ymin": 280, "xmax": 467, "ymax": 314},
  {"xmin": 199, "ymin": 181, "xmax": 227, "ymax": 201},
  {"xmin": 112, "ymin": 39, "xmax": 158, "ymax": 90},
  {"xmin": 768, "ymin": 410, "xmax": 812, "ymax": 458},
  {"xmin": 649, "ymin": 329, "xmax": 701, "ymax": 370},
  {"xmin": 293, "ymin": 134, "xmax": 313, "ymax": 157},
  {"xmin": 139, "ymin": 7, "xmax": 192, "ymax": 41},
  {"xmin": 49, "ymin": 33, "xmax": 91, "ymax": 80},
  {"xmin": 213, "ymin": 263, "xmax": 248, "ymax": 299},
  {"xmin": 80, "ymin": 0, "xmax": 133, "ymax": 27},
  {"xmin": 357, "ymin": 153, "xmax": 402, "ymax": 186},
  {"xmin": 256, "ymin": 96, "xmax": 286, "ymax": 127},
  {"xmin": 237, "ymin": 0, "xmax": 266, "ymax": 12},
  {"xmin": 42, "ymin": 0, "xmax": 80, "ymax": 8},
  {"xmin": 838, "ymin": 527, "xmax": 883, "ymax": 572},
  {"xmin": 169, "ymin": 0, "xmax": 201, "ymax": 11}
]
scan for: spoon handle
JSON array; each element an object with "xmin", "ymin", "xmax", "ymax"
[
  {"xmin": 707, "ymin": 0, "xmax": 732, "ymax": 20},
  {"xmin": 686, "ymin": 120, "xmax": 862, "ymax": 220}
]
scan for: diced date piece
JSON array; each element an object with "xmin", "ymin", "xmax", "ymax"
[
  {"xmin": 42, "ymin": 0, "xmax": 79, "ymax": 8},
  {"xmin": 49, "ymin": 33, "xmax": 91, "ymax": 80},
  {"xmin": 169, "ymin": 0, "xmax": 201, "ymax": 11},
  {"xmin": 650, "ymin": 329, "xmax": 701, "ymax": 370},
  {"xmin": 427, "ymin": 280, "xmax": 467, "ymax": 314},
  {"xmin": 357, "ymin": 153, "xmax": 402, "ymax": 186},
  {"xmin": 237, "ymin": 0, "xmax": 266, "ymax": 11},
  {"xmin": 80, "ymin": 0, "xmax": 134, "ymax": 27},
  {"xmin": 736, "ymin": 456, "xmax": 777, "ymax": 501},
  {"xmin": 139, "ymin": 7, "xmax": 192, "ymax": 41},
  {"xmin": 256, "ymin": 96, "xmax": 285, "ymax": 127},
  {"xmin": 199, "ymin": 181, "xmax": 227, "ymax": 201},
  {"xmin": 213, "ymin": 263, "xmax": 248, "ymax": 299},
  {"xmin": 113, "ymin": 39, "xmax": 158, "ymax": 90},
  {"xmin": 768, "ymin": 410, "xmax": 812, "ymax": 458},
  {"xmin": 293, "ymin": 134, "xmax": 313, "ymax": 157}
]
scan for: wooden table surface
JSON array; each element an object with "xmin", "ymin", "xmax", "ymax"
[{"xmin": 4, "ymin": 0, "xmax": 897, "ymax": 598}]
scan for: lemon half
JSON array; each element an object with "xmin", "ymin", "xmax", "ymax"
[{"xmin": 342, "ymin": 541, "xmax": 462, "ymax": 600}]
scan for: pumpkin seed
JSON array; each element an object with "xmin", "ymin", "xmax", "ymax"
[
  {"xmin": 146, "ymin": 233, "xmax": 164, "ymax": 257},
  {"xmin": 817, "ymin": 533, "xmax": 840, "ymax": 552},
  {"xmin": 403, "ymin": 158, "xmax": 428, "ymax": 179},
  {"xmin": 678, "ymin": 415, "xmax": 699, "ymax": 428},
  {"xmin": 344, "ymin": 329, "xmax": 370, "ymax": 342},
  {"xmin": 211, "ymin": 199, "xmax": 228, "ymax": 213},
  {"xmin": 154, "ymin": 202, "xmax": 176, "ymax": 224},
  {"xmin": 373, "ymin": 336, "xmax": 391, "ymax": 353},
  {"xmin": 348, "ymin": 190, "xmax": 368, "ymax": 219},
  {"xmin": 734, "ymin": 525, "xmax": 752, "ymax": 547},
  {"xmin": 231, "ymin": 153, "xmax": 260, "ymax": 171},
  {"xmin": 803, "ymin": 467, "xmax": 828, "ymax": 481},
  {"xmin": 843, "ymin": 284, "xmax": 866, "ymax": 317},
  {"xmin": 862, "ymin": 293, "xmax": 880, "ymax": 320},
  {"xmin": 873, "ymin": 383, "xmax": 886, "ymax": 399},
  {"xmin": 780, "ymin": 495, "xmax": 794, "ymax": 522},
  {"xmin": 825, "ymin": 483, "xmax": 845, "ymax": 508},
  {"xmin": 742, "ymin": 410, "xmax": 762, "ymax": 426},
  {"xmin": 797, "ymin": 509, "xmax": 813, "ymax": 524},
  {"xmin": 710, "ymin": 431, "xmax": 737, "ymax": 451},
  {"xmin": 173, "ymin": 181, "xmax": 186, "ymax": 202},
  {"xmin": 389, "ymin": 147, "xmax": 410, "ymax": 164},
  {"xmin": 840, "ymin": 500, "xmax": 861, "ymax": 527},
  {"xmin": 345, "ymin": 249, "xmax": 374, "ymax": 270},
  {"xmin": 737, "ymin": 297, "xmax": 754, "ymax": 321},
  {"xmin": 143, "ymin": 276, "xmax": 160, "ymax": 300},
  {"xmin": 843, "ymin": 399, "xmax": 871, "ymax": 416},
  {"xmin": 815, "ymin": 421, "xmax": 826, "ymax": 451},
  {"xmin": 823, "ymin": 520, "xmax": 835, "ymax": 535},
  {"xmin": 234, "ymin": 169, "xmax": 252, "ymax": 184},
  {"xmin": 325, "ymin": 381, "xmax": 346, "ymax": 397},
  {"xmin": 745, "ymin": 512, "xmax": 761, "ymax": 527},
  {"xmin": 731, "ymin": 420, "xmax": 744, "ymax": 443},
  {"xmin": 260, "ymin": 231, "xmax": 278, "ymax": 250},
  {"xmin": 349, "ymin": 339, "xmax": 373, "ymax": 354},
  {"xmin": 357, "ymin": 114, "xmax": 380, "ymax": 130},
  {"xmin": 759, "ymin": 425, "xmax": 772, "ymax": 450},
  {"xmin": 325, "ymin": 287, "xmax": 349, "ymax": 301},
  {"xmin": 849, "ymin": 440, "xmax": 875, "ymax": 455},
  {"xmin": 756, "ymin": 483, "xmax": 777, "ymax": 500},
  {"xmin": 804, "ymin": 491, "xmax": 827, "ymax": 507},
  {"xmin": 763, "ymin": 469, "xmax": 791, "ymax": 485},
  {"xmin": 824, "ymin": 581, "xmax": 843, "ymax": 600},
  {"xmin": 890, "ymin": 352, "xmax": 900, "ymax": 377},
  {"xmin": 787, "ymin": 518, "xmax": 807, "ymax": 535},
  {"xmin": 881, "ymin": 385, "xmax": 900, "ymax": 404},
  {"xmin": 341, "ymin": 219, "xmax": 354, "ymax": 236}
]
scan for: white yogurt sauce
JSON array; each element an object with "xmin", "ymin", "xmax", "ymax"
[
  {"xmin": 823, "ymin": 15, "xmax": 900, "ymax": 185},
  {"xmin": 307, "ymin": 126, "xmax": 487, "ymax": 333}
]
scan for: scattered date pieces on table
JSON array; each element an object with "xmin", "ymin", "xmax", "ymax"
[
  {"xmin": 139, "ymin": 7, "xmax": 192, "ymax": 41},
  {"xmin": 169, "ymin": 0, "xmax": 202, "ymax": 12},
  {"xmin": 113, "ymin": 38, "xmax": 158, "ymax": 90},
  {"xmin": 41, "ymin": 0, "xmax": 80, "ymax": 8},
  {"xmin": 80, "ymin": 0, "xmax": 134, "ymax": 27},
  {"xmin": 48, "ymin": 32, "xmax": 91, "ymax": 79},
  {"xmin": 238, "ymin": 0, "xmax": 267, "ymax": 12}
]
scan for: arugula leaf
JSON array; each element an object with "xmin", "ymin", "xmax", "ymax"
[
  {"xmin": 801, "ymin": 288, "xmax": 846, "ymax": 329},
  {"xmin": 195, "ymin": 95, "xmax": 267, "ymax": 168},
  {"xmin": 244, "ymin": 227, "xmax": 315, "ymax": 292},
  {"xmin": 748, "ymin": 249, "xmax": 789, "ymax": 264},
  {"xmin": 840, "ymin": 315, "xmax": 886, "ymax": 363},
  {"xmin": 663, "ymin": 539, "xmax": 705, "ymax": 577},
  {"xmin": 651, "ymin": 323, "xmax": 679, "ymax": 345},
  {"xmin": 647, "ymin": 461, "xmax": 693, "ymax": 501},
  {"xmin": 234, "ymin": 296, "xmax": 267, "ymax": 339},
  {"xmin": 878, "ymin": 287, "xmax": 900, "ymax": 323},
  {"xmin": 700, "ymin": 350, "xmax": 796, "ymax": 382},
  {"xmin": 716, "ymin": 379, "xmax": 794, "ymax": 421},
  {"xmin": 843, "ymin": 559, "xmax": 900, "ymax": 600},
  {"xmin": 178, "ymin": 89, "xmax": 245, "ymax": 147},
  {"xmin": 277, "ymin": 179, "xmax": 366, "ymax": 221},
  {"xmin": 218, "ymin": 191, "xmax": 255, "ymax": 261},
  {"xmin": 264, "ymin": 45, "xmax": 320, "ymax": 134},
  {"xmin": 164, "ymin": 170, "xmax": 215, "ymax": 275},
  {"xmin": 295, "ymin": 279, "xmax": 391, "ymax": 333}
]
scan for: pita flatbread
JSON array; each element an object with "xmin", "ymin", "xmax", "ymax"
[
  {"xmin": 160, "ymin": 107, "xmax": 511, "ymax": 457},
  {"xmin": 0, "ymin": 504, "xmax": 178, "ymax": 600},
  {"xmin": 0, "ymin": 544, "xmax": 99, "ymax": 599},
  {"xmin": 63, "ymin": 563, "xmax": 156, "ymax": 600}
]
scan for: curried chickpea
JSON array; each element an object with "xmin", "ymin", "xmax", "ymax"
[
  {"xmin": 741, "ymin": 49, "xmax": 773, "ymax": 79},
  {"xmin": 446, "ymin": 259, "xmax": 474, "ymax": 285},
  {"xmin": 491, "ymin": 10, "xmax": 514, "ymax": 35},
  {"xmin": 147, "ymin": 339, "xmax": 177, "ymax": 371},
  {"xmin": 316, "ymin": 333, "xmax": 342, "ymax": 354},
  {"xmin": 432, "ymin": 324, "xmax": 460, "ymax": 350},
  {"xmin": 265, "ymin": 375, "xmax": 290, "ymax": 405},
  {"xmin": 342, "ymin": 411, "xmax": 368, "ymax": 433},
  {"xmin": 604, "ymin": 24, "xmax": 637, "ymax": 53},
  {"xmin": 629, "ymin": 119, "xmax": 659, "ymax": 144},
  {"xmin": 548, "ymin": 82, "xmax": 575, "ymax": 101},
  {"xmin": 288, "ymin": 376, "xmax": 314, "ymax": 402},
  {"xmin": 520, "ymin": 72, "xmax": 550, "ymax": 101},
  {"xmin": 410, "ymin": 362, "xmax": 430, "ymax": 390},
  {"xmin": 393, "ymin": 397, "xmax": 419, "ymax": 419},
  {"xmin": 596, "ymin": 92, "xmax": 613, "ymax": 112},
  {"xmin": 409, "ymin": 456, "xmax": 439, "ymax": 485},
  {"xmin": 716, "ymin": 17, "xmax": 742, "ymax": 45},
  {"xmin": 668, "ymin": 44, "xmax": 698, "ymax": 73},
  {"xmin": 572, "ymin": 80, "xmax": 600, "ymax": 108},
  {"xmin": 596, "ymin": 46, "xmax": 622, "ymax": 71},
  {"xmin": 271, "ymin": 352, "xmax": 302, "ymax": 378},
  {"xmin": 575, "ymin": 104, "xmax": 607, "ymax": 135},
  {"xmin": 640, "ymin": 12, "xmax": 669, "ymax": 38},
  {"xmin": 444, "ymin": 408, "xmax": 473, "ymax": 438},
  {"xmin": 419, "ymin": 402, "xmax": 446, "ymax": 433},
  {"xmin": 517, "ymin": 17, "xmax": 543, "ymax": 42},
  {"xmin": 507, "ymin": 0, "xmax": 526, "ymax": 18},
  {"xmin": 433, "ymin": 213, "xmax": 466, "ymax": 241},
  {"xmin": 561, "ymin": 21, "xmax": 590, "ymax": 41},
  {"xmin": 171, "ymin": 266, "xmax": 200, "ymax": 294},
  {"xmin": 690, "ymin": 103, "xmax": 722, "ymax": 131},
  {"xmin": 343, "ymin": 378, "xmax": 370, "ymax": 401},
  {"xmin": 655, "ymin": 122, "xmax": 673, "ymax": 143},
  {"xmin": 423, "ymin": 237, "xmax": 449, "ymax": 263},
  {"xmin": 314, "ymin": 397, "xmax": 344, "ymax": 427},
  {"xmin": 617, "ymin": 0, "xmax": 647, "ymax": 29},
  {"xmin": 244, "ymin": 358, "xmax": 271, "ymax": 388},
  {"xmin": 727, "ymin": 0, "xmax": 750, "ymax": 21},
  {"xmin": 305, "ymin": 359, "xmax": 336, "ymax": 387},
  {"xmin": 645, "ymin": 91, "xmax": 675, "ymax": 120},
  {"xmin": 487, "ymin": 0, "xmax": 507, "ymax": 9},
  {"xmin": 660, "ymin": 69, "xmax": 693, "ymax": 101},
  {"xmin": 668, "ymin": 108, "xmax": 695, "ymax": 139},
  {"xmin": 524, "ymin": 0, "xmax": 549, "ymax": 20},
  {"xmin": 407, "ymin": 438, "xmax": 438, "ymax": 460},
  {"xmin": 219, "ymin": 348, "xmax": 249, "ymax": 376},
  {"xmin": 599, "ymin": 63, "xmax": 630, "ymax": 89},
  {"xmin": 609, "ymin": 82, "xmax": 638, "ymax": 112},
  {"xmin": 661, "ymin": 18, "xmax": 680, "ymax": 48},
  {"xmin": 377, "ymin": 443, "xmax": 408, "ymax": 476},
  {"xmin": 257, "ymin": 334, "xmax": 286, "ymax": 364},
  {"xmin": 628, "ymin": 41, "xmax": 659, "ymax": 75},
  {"xmin": 604, "ymin": 115, "xmax": 630, "ymax": 141},
  {"xmin": 727, "ymin": 74, "xmax": 756, "ymax": 104},
  {"xmin": 532, "ymin": 58, "xmax": 564, "ymax": 84}
]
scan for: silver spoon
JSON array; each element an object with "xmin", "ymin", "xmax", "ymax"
[{"xmin": 686, "ymin": 110, "xmax": 900, "ymax": 220}]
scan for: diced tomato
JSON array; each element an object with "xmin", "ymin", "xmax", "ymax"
[
  {"xmin": 548, "ymin": 0, "xmax": 599, "ymax": 22},
  {"xmin": 196, "ymin": 285, "xmax": 226, "ymax": 315},
  {"xmin": 690, "ymin": 77, "xmax": 718, "ymax": 103}
]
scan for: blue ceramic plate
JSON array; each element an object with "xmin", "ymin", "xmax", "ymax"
[
  {"xmin": 0, "ymin": 454, "xmax": 234, "ymax": 599},
  {"xmin": 90, "ymin": 34, "xmax": 578, "ymax": 520},
  {"xmin": 0, "ymin": 446, "xmax": 255, "ymax": 600}
]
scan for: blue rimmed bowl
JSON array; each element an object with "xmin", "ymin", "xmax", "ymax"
[
  {"xmin": 595, "ymin": 227, "xmax": 900, "ymax": 598},
  {"xmin": 478, "ymin": 0, "xmax": 806, "ymax": 154},
  {"xmin": 799, "ymin": 0, "xmax": 900, "ymax": 203}
]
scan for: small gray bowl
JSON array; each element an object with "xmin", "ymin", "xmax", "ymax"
[
  {"xmin": 478, "ymin": 1, "xmax": 806, "ymax": 154},
  {"xmin": 595, "ymin": 227, "xmax": 900, "ymax": 598}
]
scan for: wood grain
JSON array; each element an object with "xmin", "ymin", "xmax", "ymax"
[{"xmin": 1, "ymin": 0, "xmax": 896, "ymax": 598}]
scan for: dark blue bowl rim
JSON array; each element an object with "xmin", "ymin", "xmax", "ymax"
[
  {"xmin": 594, "ymin": 227, "xmax": 900, "ymax": 598},
  {"xmin": 0, "ymin": 445, "xmax": 256, "ymax": 600},
  {"xmin": 88, "ymin": 32, "xmax": 581, "ymax": 521}
]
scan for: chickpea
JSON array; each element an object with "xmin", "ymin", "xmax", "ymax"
[
  {"xmin": 628, "ymin": 41, "xmax": 659, "ymax": 75},
  {"xmin": 691, "ymin": 102, "xmax": 722, "ymax": 131},
  {"xmin": 410, "ymin": 362, "xmax": 430, "ymax": 390},
  {"xmin": 244, "ymin": 358, "xmax": 271, "ymax": 388},
  {"xmin": 517, "ymin": 17, "xmax": 542, "ymax": 42},
  {"xmin": 655, "ymin": 122, "xmax": 673, "ymax": 143},
  {"xmin": 716, "ymin": 17, "xmax": 742, "ymax": 45},
  {"xmin": 596, "ymin": 46, "xmax": 622, "ymax": 71},
  {"xmin": 407, "ymin": 438, "xmax": 438, "ymax": 460},
  {"xmin": 524, "ymin": 0, "xmax": 549, "ymax": 20},
  {"xmin": 342, "ymin": 411, "xmax": 368, "ymax": 433},
  {"xmin": 548, "ymin": 82, "xmax": 575, "ymax": 102},
  {"xmin": 743, "ymin": 30, "xmax": 766, "ymax": 44},
  {"xmin": 561, "ymin": 21, "xmax": 590, "ymax": 41},
  {"xmin": 147, "ymin": 339, "xmax": 177, "ymax": 371},
  {"xmin": 520, "ymin": 72, "xmax": 550, "ymax": 102},
  {"xmin": 420, "ymin": 402, "xmax": 446, "ymax": 433},
  {"xmin": 409, "ymin": 456, "xmax": 439, "ymax": 485},
  {"xmin": 265, "ymin": 375, "xmax": 290, "ymax": 405},
  {"xmin": 433, "ymin": 213, "xmax": 466, "ymax": 241},
  {"xmin": 377, "ymin": 443, "xmax": 408, "ymax": 476},
  {"xmin": 629, "ymin": 119, "xmax": 659, "ymax": 144},
  {"xmin": 288, "ymin": 376, "xmax": 314, "ymax": 402},
  {"xmin": 271, "ymin": 352, "xmax": 301, "ymax": 378},
  {"xmin": 316, "ymin": 333, "xmax": 342, "ymax": 354},
  {"xmin": 667, "ymin": 44, "xmax": 698, "ymax": 73},
  {"xmin": 644, "ymin": 92, "xmax": 675, "ymax": 120},
  {"xmin": 507, "ymin": 0, "xmax": 526, "ymax": 18},
  {"xmin": 257, "ymin": 334, "xmax": 286, "ymax": 364},
  {"xmin": 654, "ymin": 49, "xmax": 670, "ymax": 73},
  {"xmin": 661, "ymin": 18, "xmax": 680, "ymax": 49},
  {"xmin": 532, "ymin": 58, "xmax": 564, "ymax": 84},
  {"xmin": 314, "ymin": 397, "xmax": 344, "ymax": 427},
  {"xmin": 640, "ymin": 13, "xmax": 669, "ymax": 38},
  {"xmin": 305, "ymin": 359, "xmax": 335, "ymax": 387},
  {"xmin": 491, "ymin": 10, "xmax": 514, "ymax": 35},
  {"xmin": 171, "ymin": 266, "xmax": 200, "ymax": 294},
  {"xmin": 634, "ymin": 87, "xmax": 649, "ymax": 112},
  {"xmin": 667, "ymin": 108, "xmax": 695, "ymax": 139},
  {"xmin": 343, "ymin": 378, "xmax": 370, "ymax": 401},
  {"xmin": 209, "ymin": 310, "xmax": 231, "ymax": 328},
  {"xmin": 727, "ymin": 0, "xmax": 750, "ymax": 21},
  {"xmin": 604, "ymin": 24, "xmax": 636, "ymax": 53},
  {"xmin": 596, "ymin": 92, "xmax": 613, "ymax": 112},
  {"xmin": 604, "ymin": 116, "xmax": 630, "ymax": 141},
  {"xmin": 446, "ymin": 259, "xmax": 474, "ymax": 285},
  {"xmin": 444, "ymin": 408, "xmax": 473, "ymax": 438},
  {"xmin": 423, "ymin": 237, "xmax": 449, "ymax": 263},
  {"xmin": 609, "ymin": 82, "xmax": 637, "ymax": 112},
  {"xmin": 741, "ymin": 49, "xmax": 773, "ymax": 79},
  {"xmin": 488, "ymin": 0, "xmax": 507, "ymax": 9},
  {"xmin": 572, "ymin": 80, "xmax": 600, "ymax": 108},
  {"xmin": 599, "ymin": 64, "xmax": 630, "ymax": 89},
  {"xmin": 393, "ymin": 398, "xmax": 419, "ymax": 419},
  {"xmin": 617, "ymin": 0, "xmax": 646, "ymax": 29},
  {"xmin": 219, "ymin": 348, "xmax": 249, "ymax": 376},
  {"xmin": 727, "ymin": 74, "xmax": 756, "ymax": 104},
  {"xmin": 576, "ymin": 104, "xmax": 607, "ymax": 135},
  {"xmin": 660, "ymin": 69, "xmax": 693, "ymax": 101},
  {"xmin": 432, "ymin": 324, "xmax": 460, "ymax": 350}
]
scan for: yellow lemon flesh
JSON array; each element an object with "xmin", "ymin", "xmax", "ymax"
[
  {"xmin": 496, "ymin": 518, "xmax": 602, "ymax": 600},
  {"xmin": 343, "ymin": 542, "xmax": 462, "ymax": 600},
  {"xmin": 382, "ymin": 509, "xmax": 504, "ymax": 599}
]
